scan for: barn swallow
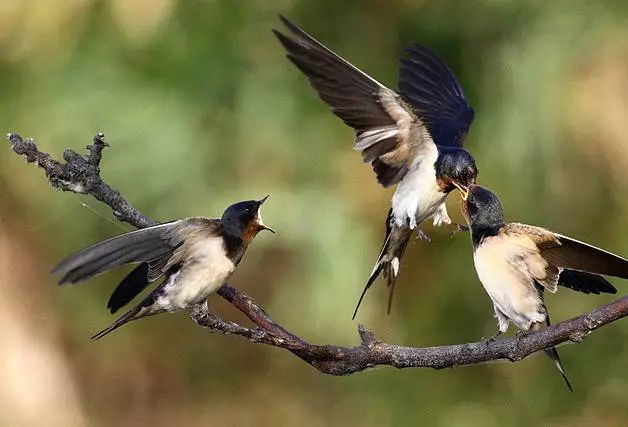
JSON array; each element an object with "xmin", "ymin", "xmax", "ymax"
[
  {"xmin": 53, "ymin": 197, "xmax": 274, "ymax": 339},
  {"xmin": 461, "ymin": 184, "xmax": 628, "ymax": 390},
  {"xmin": 273, "ymin": 16, "xmax": 478, "ymax": 317}
]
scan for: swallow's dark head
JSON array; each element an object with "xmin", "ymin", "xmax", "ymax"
[
  {"xmin": 221, "ymin": 196, "xmax": 275, "ymax": 242},
  {"xmin": 435, "ymin": 147, "xmax": 478, "ymax": 194},
  {"xmin": 461, "ymin": 185, "xmax": 504, "ymax": 242}
]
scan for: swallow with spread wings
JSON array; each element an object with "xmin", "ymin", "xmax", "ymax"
[{"xmin": 274, "ymin": 16, "xmax": 478, "ymax": 316}]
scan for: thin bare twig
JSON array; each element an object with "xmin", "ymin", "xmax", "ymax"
[{"xmin": 7, "ymin": 132, "xmax": 628, "ymax": 376}]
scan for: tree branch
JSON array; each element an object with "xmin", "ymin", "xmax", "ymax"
[{"xmin": 7, "ymin": 132, "xmax": 628, "ymax": 376}]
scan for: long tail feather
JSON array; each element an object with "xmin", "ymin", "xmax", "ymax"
[
  {"xmin": 543, "ymin": 310, "xmax": 573, "ymax": 392},
  {"xmin": 533, "ymin": 286, "xmax": 574, "ymax": 392},
  {"xmin": 91, "ymin": 306, "xmax": 141, "ymax": 340},
  {"xmin": 386, "ymin": 275, "xmax": 398, "ymax": 315},
  {"xmin": 543, "ymin": 346, "xmax": 573, "ymax": 392},
  {"xmin": 94, "ymin": 272, "xmax": 175, "ymax": 339},
  {"xmin": 353, "ymin": 210, "xmax": 393, "ymax": 319},
  {"xmin": 353, "ymin": 262, "xmax": 385, "ymax": 320},
  {"xmin": 352, "ymin": 211, "xmax": 412, "ymax": 318},
  {"xmin": 532, "ymin": 299, "xmax": 573, "ymax": 392}
]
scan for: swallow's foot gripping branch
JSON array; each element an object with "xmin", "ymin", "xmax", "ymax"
[{"xmin": 7, "ymin": 132, "xmax": 628, "ymax": 376}]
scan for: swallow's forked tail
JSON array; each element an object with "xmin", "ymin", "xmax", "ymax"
[
  {"xmin": 544, "ymin": 346, "xmax": 573, "ymax": 393},
  {"xmin": 91, "ymin": 307, "xmax": 140, "ymax": 340},
  {"xmin": 533, "ymin": 310, "xmax": 574, "ymax": 392},
  {"xmin": 352, "ymin": 210, "xmax": 412, "ymax": 319},
  {"xmin": 91, "ymin": 291, "xmax": 164, "ymax": 340}
]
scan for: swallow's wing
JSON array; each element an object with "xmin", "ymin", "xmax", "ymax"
[
  {"xmin": 106, "ymin": 263, "xmax": 150, "ymax": 314},
  {"xmin": 543, "ymin": 233, "xmax": 628, "ymax": 279},
  {"xmin": 274, "ymin": 15, "xmax": 435, "ymax": 187},
  {"xmin": 505, "ymin": 223, "xmax": 628, "ymax": 293},
  {"xmin": 398, "ymin": 44, "xmax": 475, "ymax": 147},
  {"xmin": 53, "ymin": 218, "xmax": 220, "ymax": 285},
  {"xmin": 558, "ymin": 269, "xmax": 617, "ymax": 295}
]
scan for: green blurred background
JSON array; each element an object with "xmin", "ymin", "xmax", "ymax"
[{"xmin": 1, "ymin": 0, "xmax": 628, "ymax": 426}]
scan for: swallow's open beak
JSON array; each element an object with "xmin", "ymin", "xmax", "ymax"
[
  {"xmin": 256, "ymin": 195, "xmax": 275, "ymax": 234},
  {"xmin": 257, "ymin": 221, "xmax": 275, "ymax": 234},
  {"xmin": 452, "ymin": 182, "xmax": 469, "ymax": 201}
]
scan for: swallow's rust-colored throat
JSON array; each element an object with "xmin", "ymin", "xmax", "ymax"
[{"xmin": 240, "ymin": 220, "xmax": 264, "ymax": 243}]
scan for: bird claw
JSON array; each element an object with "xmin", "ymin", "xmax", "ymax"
[
  {"xmin": 515, "ymin": 330, "xmax": 529, "ymax": 340},
  {"xmin": 449, "ymin": 223, "xmax": 469, "ymax": 238},
  {"xmin": 415, "ymin": 229, "xmax": 432, "ymax": 243}
]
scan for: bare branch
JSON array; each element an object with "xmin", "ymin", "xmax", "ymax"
[
  {"xmin": 8, "ymin": 132, "xmax": 153, "ymax": 228},
  {"xmin": 8, "ymin": 132, "xmax": 628, "ymax": 376}
]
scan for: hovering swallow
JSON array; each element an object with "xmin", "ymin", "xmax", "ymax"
[
  {"xmin": 461, "ymin": 184, "xmax": 628, "ymax": 390},
  {"xmin": 53, "ymin": 197, "xmax": 274, "ymax": 339},
  {"xmin": 273, "ymin": 16, "xmax": 478, "ymax": 317}
]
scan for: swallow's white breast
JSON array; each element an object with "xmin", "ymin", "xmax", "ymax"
[
  {"xmin": 473, "ymin": 235, "xmax": 546, "ymax": 331},
  {"xmin": 391, "ymin": 142, "xmax": 445, "ymax": 228},
  {"xmin": 157, "ymin": 236, "xmax": 235, "ymax": 310}
]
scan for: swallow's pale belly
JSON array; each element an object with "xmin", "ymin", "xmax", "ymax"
[
  {"xmin": 473, "ymin": 235, "xmax": 545, "ymax": 331},
  {"xmin": 391, "ymin": 145, "xmax": 447, "ymax": 229},
  {"xmin": 155, "ymin": 236, "xmax": 235, "ymax": 311}
]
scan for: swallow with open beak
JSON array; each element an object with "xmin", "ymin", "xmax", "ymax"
[
  {"xmin": 273, "ymin": 16, "xmax": 478, "ymax": 316},
  {"xmin": 53, "ymin": 197, "xmax": 274, "ymax": 339},
  {"xmin": 461, "ymin": 184, "xmax": 628, "ymax": 390}
]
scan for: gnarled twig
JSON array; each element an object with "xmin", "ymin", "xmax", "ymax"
[{"xmin": 7, "ymin": 132, "xmax": 628, "ymax": 376}]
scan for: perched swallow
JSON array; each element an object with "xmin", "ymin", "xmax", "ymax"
[
  {"xmin": 461, "ymin": 184, "xmax": 628, "ymax": 390},
  {"xmin": 53, "ymin": 197, "xmax": 274, "ymax": 339},
  {"xmin": 273, "ymin": 16, "xmax": 478, "ymax": 317}
]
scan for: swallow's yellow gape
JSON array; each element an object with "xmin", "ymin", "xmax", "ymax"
[{"xmin": 452, "ymin": 181, "xmax": 469, "ymax": 200}]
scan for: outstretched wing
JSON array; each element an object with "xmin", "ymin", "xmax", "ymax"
[
  {"xmin": 273, "ymin": 15, "xmax": 435, "ymax": 187},
  {"xmin": 52, "ymin": 217, "xmax": 220, "ymax": 285},
  {"xmin": 558, "ymin": 269, "xmax": 616, "ymax": 295},
  {"xmin": 398, "ymin": 44, "xmax": 475, "ymax": 147},
  {"xmin": 504, "ymin": 223, "xmax": 627, "ymax": 294},
  {"xmin": 543, "ymin": 233, "xmax": 628, "ymax": 279}
]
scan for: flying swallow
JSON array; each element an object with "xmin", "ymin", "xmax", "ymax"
[
  {"xmin": 53, "ymin": 197, "xmax": 274, "ymax": 339},
  {"xmin": 460, "ymin": 184, "xmax": 628, "ymax": 390},
  {"xmin": 273, "ymin": 16, "xmax": 478, "ymax": 316}
]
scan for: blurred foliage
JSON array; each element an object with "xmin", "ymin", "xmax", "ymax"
[{"xmin": 1, "ymin": 0, "xmax": 628, "ymax": 426}]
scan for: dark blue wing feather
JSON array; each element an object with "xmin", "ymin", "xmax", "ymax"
[
  {"xmin": 559, "ymin": 269, "xmax": 617, "ymax": 295},
  {"xmin": 398, "ymin": 44, "xmax": 474, "ymax": 147}
]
